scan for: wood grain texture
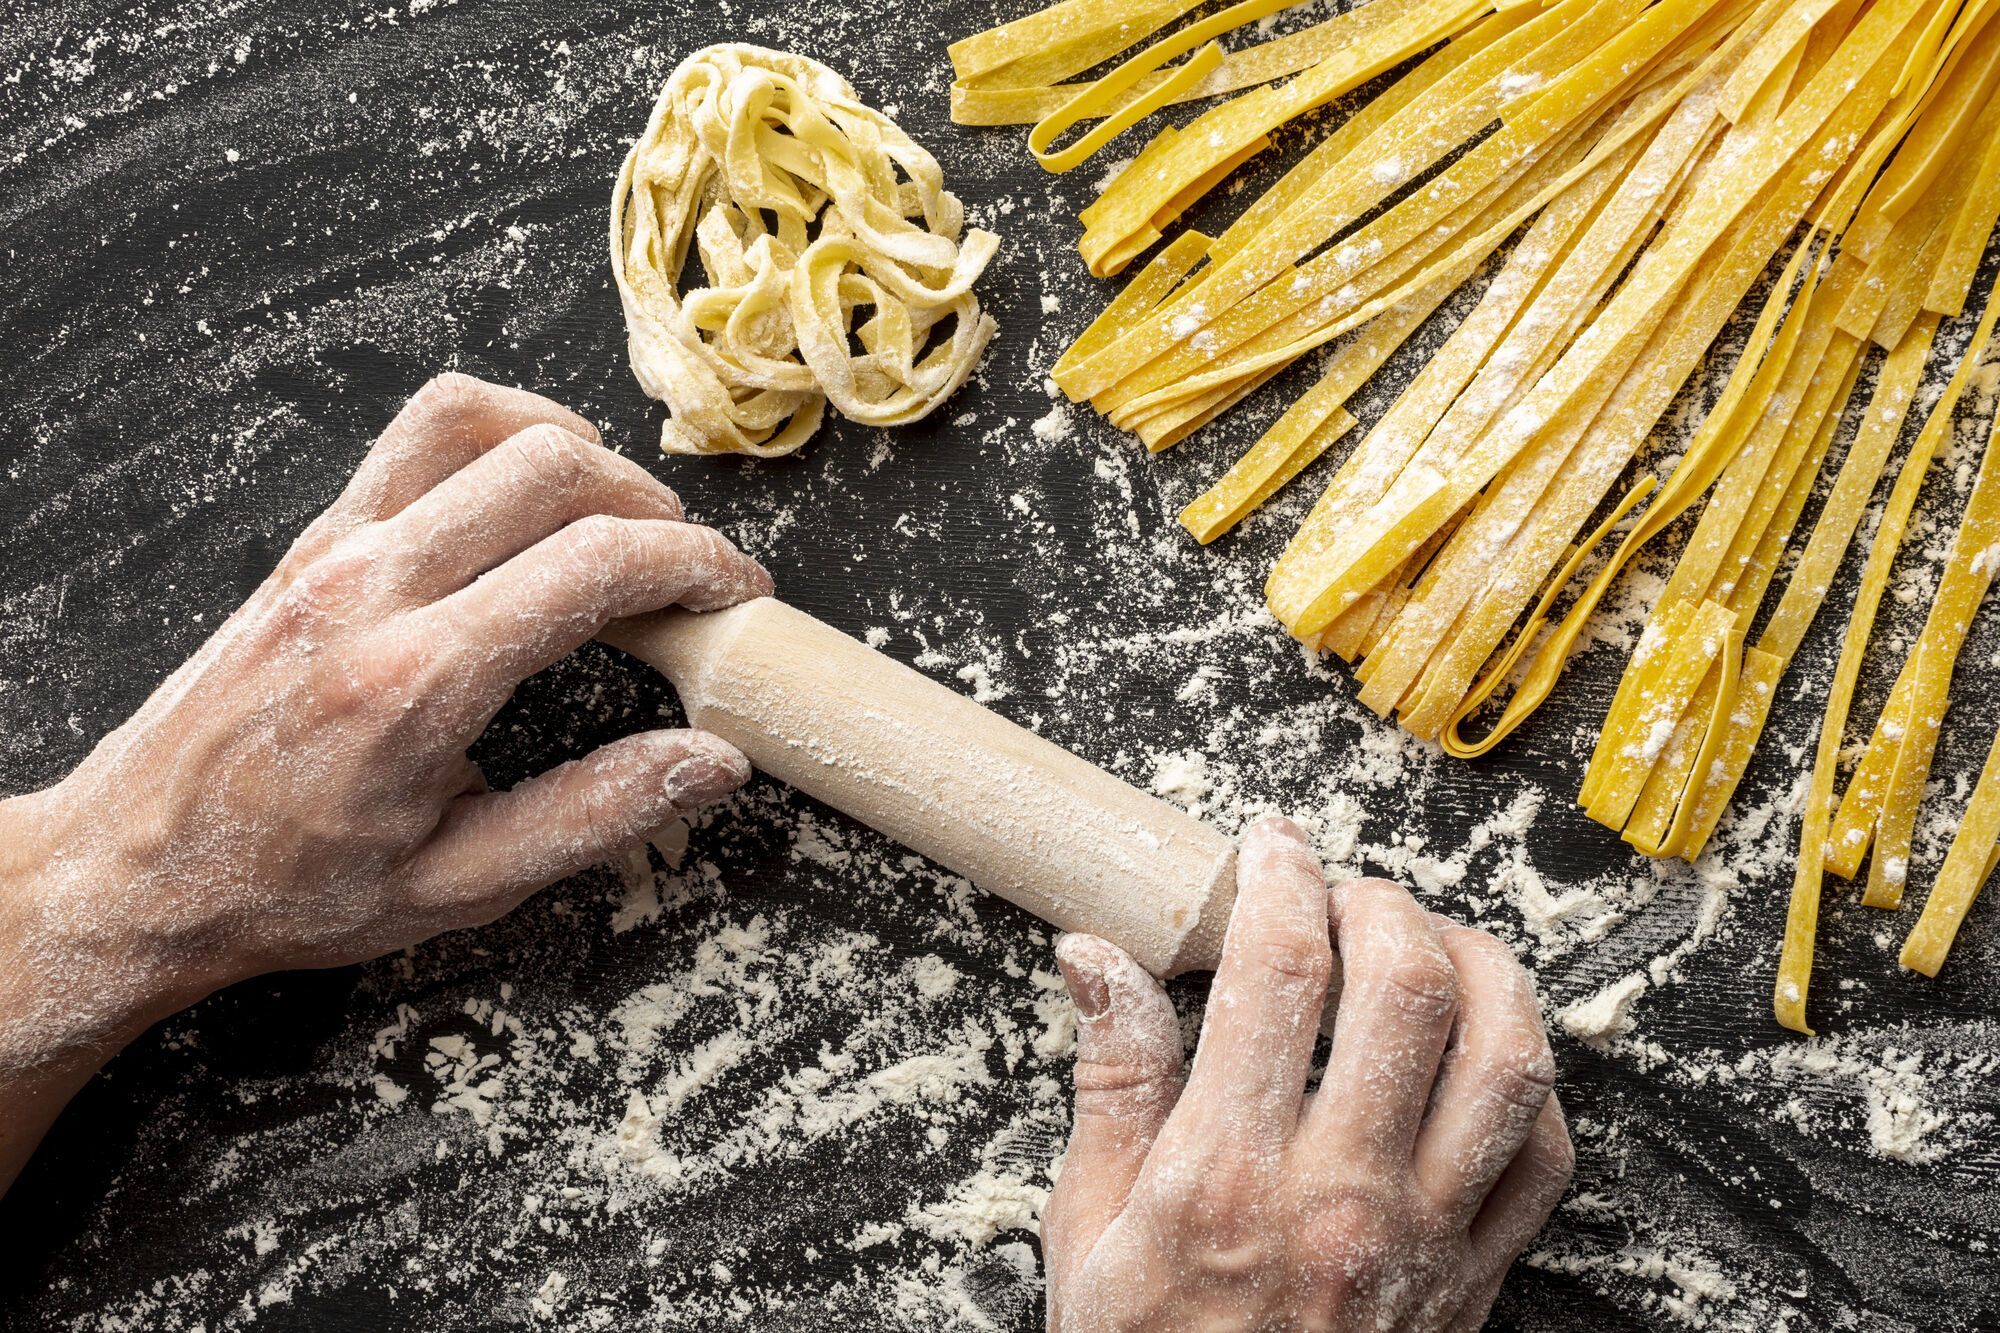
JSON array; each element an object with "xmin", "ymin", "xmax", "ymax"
[{"xmin": 606, "ymin": 600, "xmax": 1238, "ymax": 975}]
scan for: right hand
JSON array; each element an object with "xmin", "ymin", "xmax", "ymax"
[{"xmin": 1043, "ymin": 817, "xmax": 1572, "ymax": 1331}]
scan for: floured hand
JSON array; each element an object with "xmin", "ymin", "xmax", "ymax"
[
  {"xmin": 1044, "ymin": 817, "xmax": 1572, "ymax": 1331},
  {"xmin": 0, "ymin": 373, "xmax": 770, "ymax": 1189}
]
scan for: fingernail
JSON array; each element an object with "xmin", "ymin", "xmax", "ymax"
[
  {"xmin": 663, "ymin": 756, "xmax": 732, "ymax": 808},
  {"xmin": 662, "ymin": 736, "xmax": 750, "ymax": 808},
  {"xmin": 1056, "ymin": 934, "xmax": 1111, "ymax": 1020}
]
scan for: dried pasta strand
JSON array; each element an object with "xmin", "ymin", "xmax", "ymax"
[
  {"xmin": 1573, "ymin": 244, "xmax": 1853, "ymax": 815},
  {"xmin": 1402, "ymin": 3, "xmax": 1931, "ymax": 753},
  {"xmin": 1070, "ymin": 0, "xmax": 1496, "ymax": 275},
  {"xmin": 1278, "ymin": 0, "xmax": 1922, "ymax": 646},
  {"xmin": 948, "ymin": 0, "xmax": 1196, "ymax": 87},
  {"xmin": 1052, "ymin": 230, "xmax": 1213, "ymax": 385},
  {"xmin": 1120, "ymin": 119, "xmax": 1614, "ymax": 442},
  {"xmin": 1064, "ymin": 0, "xmax": 1711, "ymax": 399},
  {"xmin": 1179, "ymin": 368, "xmax": 1357, "ymax": 543},
  {"xmin": 1011, "ymin": 0, "xmax": 1446, "ymax": 169},
  {"xmin": 1624, "ymin": 622, "xmax": 1742, "ymax": 857},
  {"xmin": 1667, "ymin": 348, "xmax": 1864, "ymax": 859}
]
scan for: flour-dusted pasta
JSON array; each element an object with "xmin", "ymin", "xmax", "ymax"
[
  {"xmin": 611, "ymin": 45, "xmax": 998, "ymax": 457},
  {"xmin": 956, "ymin": 0, "xmax": 2000, "ymax": 1026},
  {"xmin": 1773, "ymin": 283, "xmax": 2000, "ymax": 1033}
]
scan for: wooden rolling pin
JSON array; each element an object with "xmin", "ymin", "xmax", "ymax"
[{"xmin": 603, "ymin": 598, "xmax": 1237, "ymax": 976}]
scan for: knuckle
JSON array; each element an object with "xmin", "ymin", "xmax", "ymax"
[
  {"xmin": 1333, "ymin": 876, "xmax": 1419, "ymax": 933},
  {"xmin": 1073, "ymin": 1055, "xmax": 1175, "ymax": 1099},
  {"xmin": 307, "ymin": 628, "xmax": 433, "ymax": 717},
  {"xmin": 1478, "ymin": 1038, "xmax": 1557, "ymax": 1113},
  {"xmin": 1072, "ymin": 1058, "xmax": 1179, "ymax": 1121},
  {"xmin": 1538, "ymin": 1129, "xmax": 1577, "ymax": 1192},
  {"xmin": 1376, "ymin": 953, "xmax": 1459, "ymax": 1021},
  {"xmin": 508, "ymin": 423, "xmax": 593, "ymax": 494},
  {"xmin": 1037, "ymin": 1190, "xmax": 1074, "ymax": 1254},
  {"xmin": 555, "ymin": 761, "xmax": 637, "ymax": 855},
  {"xmin": 351, "ymin": 631, "xmax": 435, "ymax": 698},
  {"xmin": 1339, "ymin": 876, "xmax": 1410, "ymax": 909},
  {"xmin": 411, "ymin": 370, "xmax": 488, "ymax": 414},
  {"xmin": 1304, "ymin": 1191, "xmax": 1395, "ymax": 1289},
  {"xmin": 1142, "ymin": 1146, "xmax": 1258, "ymax": 1232},
  {"xmin": 1460, "ymin": 924, "xmax": 1531, "ymax": 978},
  {"xmin": 273, "ymin": 547, "xmax": 375, "ymax": 626},
  {"xmin": 1185, "ymin": 1156, "xmax": 1263, "ymax": 1232},
  {"xmin": 563, "ymin": 513, "xmax": 641, "ymax": 586},
  {"xmin": 1247, "ymin": 927, "xmax": 1334, "ymax": 988},
  {"xmin": 671, "ymin": 527, "xmax": 756, "ymax": 607},
  {"xmin": 684, "ymin": 522, "xmax": 735, "ymax": 568}
]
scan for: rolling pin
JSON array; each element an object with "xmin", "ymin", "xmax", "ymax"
[{"xmin": 602, "ymin": 597, "xmax": 1237, "ymax": 976}]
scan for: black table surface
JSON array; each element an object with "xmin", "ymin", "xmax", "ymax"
[{"xmin": 4, "ymin": 1, "xmax": 1999, "ymax": 1329}]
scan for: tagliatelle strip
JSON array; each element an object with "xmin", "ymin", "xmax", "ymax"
[
  {"xmin": 1272, "ymin": 0, "xmax": 1921, "ymax": 648},
  {"xmin": 1572, "ymin": 246, "xmax": 1857, "ymax": 831},
  {"xmin": 1647, "ymin": 316, "xmax": 1937, "ymax": 858},
  {"xmin": 1071, "ymin": 0, "xmax": 1496, "ymax": 274},
  {"xmin": 1100, "ymin": 49, "xmax": 1718, "ymax": 436},
  {"xmin": 1052, "ymin": 230, "xmax": 1213, "ymax": 387},
  {"xmin": 1272, "ymin": 126, "xmax": 1646, "ymax": 647},
  {"xmin": 947, "ymin": 0, "xmax": 1198, "ymax": 89},
  {"xmin": 1773, "ymin": 271, "xmax": 2000, "ymax": 1034},
  {"xmin": 1019, "ymin": 0, "xmax": 1448, "ymax": 170},
  {"xmin": 1562, "ymin": 19, "xmax": 2000, "ymax": 862},
  {"xmin": 1065, "ymin": 0, "xmax": 1707, "ymax": 399},
  {"xmin": 1177, "ymin": 263, "xmax": 1473, "ymax": 540},
  {"xmin": 954, "ymin": 0, "xmax": 2000, "ymax": 1023},
  {"xmin": 1901, "ymin": 722, "xmax": 2000, "ymax": 976},
  {"xmin": 611, "ymin": 45, "xmax": 996, "ymax": 457},
  {"xmin": 1178, "ymin": 387, "xmax": 1356, "ymax": 544},
  {"xmin": 1826, "ymin": 402, "xmax": 2000, "ymax": 908},
  {"xmin": 1659, "ymin": 348, "xmax": 1864, "ymax": 860},
  {"xmin": 1372, "ymin": 86, "xmax": 1821, "ymax": 739},
  {"xmin": 954, "ymin": 0, "xmax": 1452, "ymax": 130}
]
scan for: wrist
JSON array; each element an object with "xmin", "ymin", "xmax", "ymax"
[{"xmin": 0, "ymin": 786, "xmax": 218, "ymax": 1076}]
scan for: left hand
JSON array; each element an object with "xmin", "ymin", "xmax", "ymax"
[{"xmin": 0, "ymin": 372, "xmax": 772, "ymax": 1077}]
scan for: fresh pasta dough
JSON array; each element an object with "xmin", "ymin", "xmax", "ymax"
[
  {"xmin": 953, "ymin": 0, "xmax": 2000, "ymax": 1021},
  {"xmin": 611, "ymin": 44, "xmax": 998, "ymax": 457}
]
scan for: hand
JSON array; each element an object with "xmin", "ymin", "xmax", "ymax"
[
  {"xmin": 1043, "ymin": 817, "xmax": 1572, "ymax": 1331},
  {"xmin": 0, "ymin": 373, "xmax": 771, "ymax": 1078}
]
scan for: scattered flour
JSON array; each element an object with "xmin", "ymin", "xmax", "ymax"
[{"xmin": 5, "ymin": 1, "xmax": 1998, "ymax": 1329}]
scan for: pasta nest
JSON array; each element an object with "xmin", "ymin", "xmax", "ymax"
[{"xmin": 611, "ymin": 44, "xmax": 999, "ymax": 457}]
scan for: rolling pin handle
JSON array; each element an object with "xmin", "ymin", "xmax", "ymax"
[{"xmin": 602, "ymin": 599, "xmax": 1240, "ymax": 977}]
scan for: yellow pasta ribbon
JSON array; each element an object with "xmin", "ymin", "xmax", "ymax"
[
  {"xmin": 1901, "ymin": 723, "xmax": 2000, "ymax": 976},
  {"xmin": 1775, "ymin": 270, "xmax": 2000, "ymax": 1034}
]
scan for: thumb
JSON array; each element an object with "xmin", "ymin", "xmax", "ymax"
[
  {"xmin": 1043, "ymin": 933, "xmax": 1184, "ymax": 1285},
  {"xmin": 411, "ymin": 729, "xmax": 748, "ymax": 916}
]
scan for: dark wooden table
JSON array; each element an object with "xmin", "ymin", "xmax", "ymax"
[{"xmin": 4, "ymin": 1, "xmax": 1997, "ymax": 1328}]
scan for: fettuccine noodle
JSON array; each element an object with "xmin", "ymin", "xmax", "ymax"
[
  {"xmin": 612, "ymin": 44, "xmax": 998, "ymax": 457},
  {"xmin": 954, "ymin": 0, "xmax": 2000, "ymax": 1023}
]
